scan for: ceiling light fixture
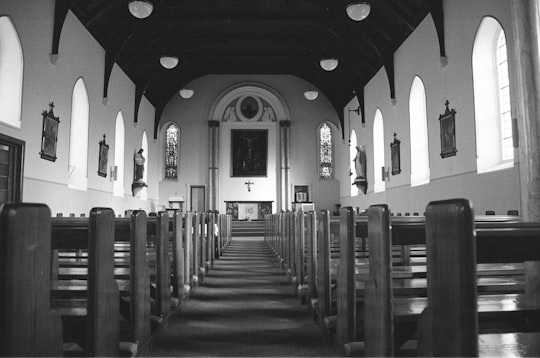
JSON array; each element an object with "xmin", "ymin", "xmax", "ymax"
[
  {"xmin": 179, "ymin": 88, "xmax": 194, "ymax": 99},
  {"xmin": 304, "ymin": 90, "xmax": 319, "ymax": 101},
  {"xmin": 346, "ymin": 2, "xmax": 371, "ymax": 21},
  {"xmin": 128, "ymin": 0, "xmax": 154, "ymax": 19},
  {"xmin": 320, "ymin": 58, "xmax": 339, "ymax": 71},
  {"xmin": 160, "ymin": 55, "xmax": 179, "ymax": 69}
]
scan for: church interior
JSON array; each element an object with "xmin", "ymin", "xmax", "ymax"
[{"xmin": 2, "ymin": 0, "xmax": 540, "ymax": 356}]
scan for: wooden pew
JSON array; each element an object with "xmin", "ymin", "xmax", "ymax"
[
  {"xmin": 417, "ymin": 199, "xmax": 540, "ymax": 357},
  {"xmin": 51, "ymin": 208, "xmax": 121, "ymax": 356},
  {"xmin": 330, "ymin": 207, "xmax": 528, "ymax": 355},
  {"xmin": 0, "ymin": 203, "xmax": 63, "ymax": 357},
  {"xmin": 353, "ymin": 203, "xmax": 539, "ymax": 356}
]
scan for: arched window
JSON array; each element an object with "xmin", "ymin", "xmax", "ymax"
[
  {"xmin": 68, "ymin": 78, "xmax": 89, "ymax": 190},
  {"xmin": 318, "ymin": 122, "xmax": 333, "ymax": 179},
  {"xmin": 349, "ymin": 130, "xmax": 358, "ymax": 196},
  {"xmin": 113, "ymin": 111, "xmax": 125, "ymax": 197},
  {"xmin": 165, "ymin": 123, "xmax": 179, "ymax": 179},
  {"xmin": 409, "ymin": 76, "xmax": 430, "ymax": 186},
  {"xmin": 0, "ymin": 16, "xmax": 23, "ymax": 128},
  {"xmin": 373, "ymin": 109, "xmax": 385, "ymax": 193},
  {"xmin": 473, "ymin": 17, "xmax": 514, "ymax": 173}
]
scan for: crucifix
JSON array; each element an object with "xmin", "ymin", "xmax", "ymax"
[{"xmin": 245, "ymin": 180, "xmax": 254, "ymax": 192}]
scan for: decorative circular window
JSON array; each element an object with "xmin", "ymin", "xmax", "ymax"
[{"xmin": 236, "ymin": 95, "xmax": 262, "ymax": 122}]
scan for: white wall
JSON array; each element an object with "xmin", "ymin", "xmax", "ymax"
[
  {"xmin": 1, "ymin": 1, "xmax": 158, "ymax": 215},
  {"xmin": 338, "ymin": 0, "xmax": 521, "ymax": 215}
]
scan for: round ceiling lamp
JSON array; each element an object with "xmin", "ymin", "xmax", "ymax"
[
  {"xmin": 346, "ymin": 2, "xmax": 371, "ymax": 21},
  {"xmin": 320, "ymin": 58, "xmax": 339, "ymax": 71},
  {"xmin": 160, "ymin": 55, "xmax": 179, "ymax": 69},
  {"xmin": 128, "ymin": 1, "xmax": 154, "ymax": 19},
  {"xmin": 304, "ymin": 90, "xmax": 319, "ymax": 101},
  {"xmin": 179, "ymin": 88, "xmax": 194, "ymax": 99}
]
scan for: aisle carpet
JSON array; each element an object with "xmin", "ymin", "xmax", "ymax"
[{"xmin": 145, "ymin": 237, "xmax": 339, "ymax": 357}]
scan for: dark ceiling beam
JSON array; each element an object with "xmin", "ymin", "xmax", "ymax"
[
  {"xmin": 84, "ymin": 0, "xmax": 123, "ymax": 28},
  {"xmin": 428, "ymin": 0, "xmax": 447, "ymax": 58},
  {"xmin": 377, "ymin": 0, "xmax": 415, "ymax": 32},
  {"xmin": 103, "ymin": 31, "xmax": 136, "ymax": 99},
  {"xmin": 325, "ymin": 28, "xmax": 378, "ymax": 73},
  {"xmin": 51, "ymin": 0, "xmax": 70, "ymax": 59},
  {"xmin": 340, "ymin": 21, "xmax": 396, "ymax": 100}
]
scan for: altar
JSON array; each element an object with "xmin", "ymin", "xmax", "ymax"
[{"xmin": 225, "ymin": 201, "xmax": 273, "ymax": 221}]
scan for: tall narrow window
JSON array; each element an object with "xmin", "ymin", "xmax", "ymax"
[
  {"xmin": 319, "ymin": 122, "xmax": 333, "ymax": 179},
  {"xmin": 350, "ymin": 130, "xmax": 358, "ymax": 196},
  {"xmin": 473, "ymin": 17, "xmax": 514, "ymax": 173},
  {"xmin": 497, "ymin": 31, "xmax": 513, "ymax": 161},
  {"xmin": 373, "ymin": 109, "xmax": 385, "ymax": 193},
  {"xmin": 165, "ymin": 123, "xmax": 179, "ymax": 179},
  {"xmin": 409, "ymin": 76, "xmax": 430, "ymax": 186},
  {"xmin": 113, "ymin": 111, "xmax": 125, "ymax": 197},
  {"xmin": 0, "ymin": 16, "xmax": 23, "ymax": 128},
  {"xmin": 68, "ymin": 78, "xmax": 89, "ymax": 191}
]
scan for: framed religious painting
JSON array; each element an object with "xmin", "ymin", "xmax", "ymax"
[
  {"xmin": 390, "ymin": 133, "xmax": 401, "ymax": 175},
  {"xmin": 97, "ymin": 135, "xmax": 109, "ymax": 177},
  {"xmin": 439, "ymin": 100, "xmax": 457, "ymax": 158},
  {"xmin": 231, "ymin": 129, "xmax": 267, "ymax": 177},
  {"xmin": 39, "ymin": 102, "xmax": 60, "ymax": 162}
]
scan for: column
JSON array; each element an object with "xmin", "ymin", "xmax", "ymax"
[
  {"xmin": 280, "ymin": 120, "xmax": 291, "ymax": 211},
  {"xmin": 208, "ymin": 120, "xmax": 220, "ymax": 212},
  {"xmin": 511, "ymin": 0, "xmax": 540, "ymax": 220}
]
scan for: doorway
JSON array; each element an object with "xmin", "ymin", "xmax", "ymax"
[
  {"xmin": 190, "ymin": 185, "xmax": 205, "ymax": 212},
  {"xmin": 0, "ymin": 133, "xmax": 24, "ymax": 205}
]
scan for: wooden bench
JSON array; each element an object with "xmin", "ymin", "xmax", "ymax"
[
  {"xmin": 0, "ymin": 203, "xmax": 63, "ymax": 356},
  {"xmin": 50, "ymin": 207, "xmax": 123, "ymax": 356},
  {"xmin": 348, "ymin": 202, "xmax": 540, "ymax": 356},
  {"xmin": 417, "ymin": 199, "xmax": 540, "ymax": 356}
]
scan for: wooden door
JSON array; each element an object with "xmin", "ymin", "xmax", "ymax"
[
  {"xmin": 0, "ymin": 134, "xmax": 24, "ymax": 205},
  {"xmin": 190, "ymin": 186, "xmax": 205, "ymax": 212}
]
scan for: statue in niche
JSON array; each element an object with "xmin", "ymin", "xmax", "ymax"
[
  {"xmin": 352, "ymin": 145, "xmax": 368, "ymax": 194},
  {"xmin": 223, "ymin": 106, "xmax": 237, "ymax": 121}
]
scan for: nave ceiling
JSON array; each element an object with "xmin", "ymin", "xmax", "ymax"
[{"xmin": 55, "ymin": 0, "xmax": 445, "ymax": 134}]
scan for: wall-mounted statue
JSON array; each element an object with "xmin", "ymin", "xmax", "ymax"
[
  {"xmin": 132, "ymin": 148, "xmax": 147, "ymax": 196},
  {"xmin": 353, "ymin": 145, "xmax": 368, "ymax": 194}
]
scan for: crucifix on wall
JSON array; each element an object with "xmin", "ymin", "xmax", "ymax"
[{"xmin": 245, "ymin": 180, "xmax": 254, "ymax": 192}]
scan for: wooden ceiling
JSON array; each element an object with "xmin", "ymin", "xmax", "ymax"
[{"xmin": 53, "ymin": 0, "xmax": 445, "ymax": 135}]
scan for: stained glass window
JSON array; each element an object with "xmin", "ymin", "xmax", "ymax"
[
  {"xmin": 165, "ymin": 124, "xmax": 179, "ymax": 179},
  {"xmin": 319, "ymin": 123, "xmax": 333, "ymax": 178}
]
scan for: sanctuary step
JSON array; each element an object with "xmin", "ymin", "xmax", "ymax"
[{"xmin": 232, "ymin": 220, "xmax": 265, "ymax": 237}]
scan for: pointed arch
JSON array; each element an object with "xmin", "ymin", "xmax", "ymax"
[
  {"xmin": 68, "ymin": 78, "xmax": 89, "ymax": 191},
  {"xmin": 0, "ymin": 16, "xmax": 23, "ymax": 128},
  {"xmin": 350, "ymin": 130, "xmax": 358, "ymax": 197},
  {"xmin": 373, "ymin": 109, "xmax": 385, "ymax": 193},
  {"xmin": 113, "ymin": 111, "xmax": 125, "ymax": 197},
  {"xmin": 473, "ymin": 16, "xmax": 514, "ymax": 173},
  {"xmin": 409, "ymin": 76, "xmax": 430, "ymax": 186}
]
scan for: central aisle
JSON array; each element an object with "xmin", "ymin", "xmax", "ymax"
[{"xmin": 146, "ymin": 237, "xmax": 339, "ymax": 357}]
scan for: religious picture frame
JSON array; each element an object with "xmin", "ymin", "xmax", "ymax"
[
  {"xmin": 97, "ymin": 135, "xmax": 109, "ymax": 177},
  {"xmin": 390, "ymin": 133, "xmax": 401, "ymax": 175},
  {"xmin": 294, "ymin": 185, "xmax": 310, "ymax": 203},
  {"xmin": 39, "ymin": 102, "xmax": 60, "ymax": 162},
  {"xmin": 439, "ymin": 100, "xmax": 457, "ymax": 158},
  {"xmin": 231, "ymin": 129, "xmax": 268, "ymax": 177}
]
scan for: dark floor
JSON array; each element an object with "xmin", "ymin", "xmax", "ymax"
[{"xmin": 145, "ymin": 237, "xmax": 339, "ymax": 357}]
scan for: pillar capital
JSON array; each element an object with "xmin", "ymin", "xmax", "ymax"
[
  {"xmin": 279, "ymin": 120, "xmax": 291, "ymax": 128},
  {"xmin": 208, "ymin": 120, "xmax": 220, "ymax": 128}
]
